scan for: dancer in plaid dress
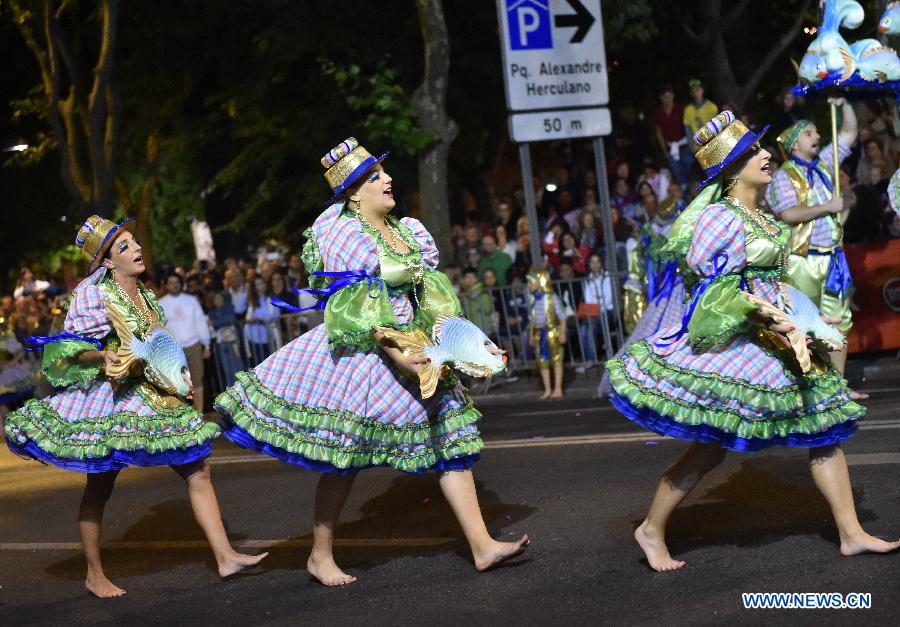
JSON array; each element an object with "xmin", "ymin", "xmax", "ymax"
[
  {"xmin": 5, "ymin": 216, "xmax": 265, "ymax": 598},
  {"xmin": 215, "ymin": 138, "xmax": 529, "ymax": 586},
  {"xmin": 606, "ymin": 112, "xmax": 899, "ymax": 573}
]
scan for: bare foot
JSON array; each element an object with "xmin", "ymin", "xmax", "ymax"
[
  {"xmin": 840, "ymin": 532, "xmax": 900, "ymax": 556},
  {"xmin": 538, "ymin": 391, "xmax": 551, "ymax": 400},
  {"xmin": 634, "ymin": 520, "xmax": 685, "ymax": 572},
  {"xmin": 307, "ymin": 553, "xmax": 357, "ymax": 586},
  {"xmin": 218, "ymin": 551, "xmax": 268, "ymax": 578},
  {"xmin": 474, "ymin": 535, "xmax": 530, "ymax": 571},
  {"xmin": 85, "ymin": 571, "xmax": 126, "ymax": 598},
  {"xmin": 849, "ymin": 389, "xmax": 870, "ymax": 401},
  {"xmin": 549, "ymin": 390, "xmax": 563, "ymax": 399}
]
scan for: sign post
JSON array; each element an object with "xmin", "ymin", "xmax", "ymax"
[{"xmin": 496, "ymin": 0, "xmax": 623, "ymax": 344}]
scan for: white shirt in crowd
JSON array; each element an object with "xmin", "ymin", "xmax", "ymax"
[
  {"xmin": 245, "ymin": 299, "xmax": 281, "ymax": 345},
  {"xmin": 158, "ymin": 292, "xmax": 211, "ymax": 349},
  {"xmin": 228, "ymin": 286, "xmax": 248, "ymax": 315},
  {"xmin": 583, "ymin": 271, "xmax": 614, "ymax": 310}
]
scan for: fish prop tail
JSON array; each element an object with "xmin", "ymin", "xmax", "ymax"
[
  {"xmin": 103, "ymin": 299, "xmax": 140, "ymax": 378},
  {"xmin": 376, "ymin": 326, "xmax": 442, "ymax": 399},
  {"xmin": 740, "ymin": 289, "xmax": 812, "ymax": 373}
]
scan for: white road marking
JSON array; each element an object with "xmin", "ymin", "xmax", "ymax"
[
  {"xmin": 507, "ymin": 406, "xmax": 615, "ymax": 418},
  {"xmin": 0, "ymin": 538, "xmax": 457, "ymax": 551},
  {"xmin": 845, "ymin": 453, "xmax": 900, "ymax": 466}
]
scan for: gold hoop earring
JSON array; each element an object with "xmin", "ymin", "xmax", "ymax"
[
  {"xmin": 723, "ymin": 177, "xmax": 738, "ymax": 194},
  {"xmin": 349, "ymin": 195, "xmax": 361, "ymax": 214}
]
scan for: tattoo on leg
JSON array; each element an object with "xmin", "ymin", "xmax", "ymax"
[{"xmin": 810, "ymin": 446, "xmax": 838, "ymax": 465}]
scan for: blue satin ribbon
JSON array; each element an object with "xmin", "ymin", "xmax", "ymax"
[
  {"xmin": 25, "ymin": 332, "xmax": 103, "ymax": 351},
  {"xmin": 650, "ymin": 261, "xmax": 679, "ymax": 305},
  {"xmin": 270, "ymin": 269, "xmax": 385, "ymax": 313},
  {"xmin": 814, "ymin": 247, "xmax": 853, "ymax": 298},
  {"xmin": 538, "ymin": 327, "xmax": 551, "ymax": 361},
  {"xmin": 790, "ymin": 156, "xmax": 833, "ymax": 193},
  {"xmin": 655, "ymin": 254, "xmax": 729, "ymax": 347}
]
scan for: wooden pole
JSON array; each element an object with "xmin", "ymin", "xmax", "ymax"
[{"xmin": 831, "ymin": 101, "xmax": 840, "ymax": 196}]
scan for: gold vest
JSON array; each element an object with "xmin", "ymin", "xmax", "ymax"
[{"xmin": 781, "ymin": 161, "xmax": 841, "ymax": 255}]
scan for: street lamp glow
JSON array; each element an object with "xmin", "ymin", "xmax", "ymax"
[
  {"xmin": 3, "ymin": 144, "xmax": 29, "ymax": 152},
  {"xmin": 545, "ymin": 183, "xmax": 558, "ymax": 192}
]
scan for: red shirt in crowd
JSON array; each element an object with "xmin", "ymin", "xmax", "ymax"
[{"xmin": 652, "ymin": 104, "xmax": 686, "ymax": 142}]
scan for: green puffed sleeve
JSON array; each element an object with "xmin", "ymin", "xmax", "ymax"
[
  {"xmin": 415, "ymin": 269, "xmax": 463, "ymax": 333},
  {"xmin": 324, "ymin": 281, "xmax": 398, "ymax": 350},
  {"xmin": 42, "ymin": 339, "xmax": 102, "ymax": 389},
  {"xmin": 686, "ymin": 274, "xmax": 756, "ymax": 351}
]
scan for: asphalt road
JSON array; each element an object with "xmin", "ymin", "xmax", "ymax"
[{"xmin": 1, "ymin": 385, "xmax": 899, "ymax": 625}]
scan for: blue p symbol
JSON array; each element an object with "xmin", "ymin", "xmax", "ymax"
[{"xmin": 507, "ymin": 0, "xmax": 552, "ymax": 50}]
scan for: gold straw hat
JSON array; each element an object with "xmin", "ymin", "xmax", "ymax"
[
  {"xmin": 320, "ymin": 137, "xmax": 389, "ymax": 205},
  {"xmin": 694, "ymin": 111, "xmax": 769, "ymax": 190}
]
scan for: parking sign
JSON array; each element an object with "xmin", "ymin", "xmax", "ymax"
[
  {"xmin": 497, "ymin": 0, "xmax": 608, "ymax": 112},
  {"xmin": 507, "ymin": 0, "xmax": 553, "ymax": 50}
]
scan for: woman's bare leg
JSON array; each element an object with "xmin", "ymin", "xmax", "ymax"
[
  {"xmin": 172, "ymin": 459, "xmax": 268, "ymax": 577},
  {"xmin": 80, "ymin": 471, "xmax": 125, "ymax": 598},
  {"xmin": 635, "ymin": 442, "xmax": 727, "ymax": 572},
  {"xmin": 307, "ymin": 472, "xmax": 358, "ymax": 585},
  {"xmin": 808, "ymin": 445, "xmax": 900, "ymax": 555},
  {"xmin": 438, "ymin": 469, "xmax": 529, "ymax": 571}
]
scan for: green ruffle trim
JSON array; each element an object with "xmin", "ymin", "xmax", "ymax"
[
  {"xmin": 41, "ymin": 338, "xmax": 102, "ymax": 389},
  {"xmin": 215, "ymin": 370, "xmax": 484, "ymax": 472},
  {"xmin": 4, "ymin": 397, "xmax": 220, "ymax": 460},
  {"xmin": 607, "ymin": 342, "xmax": 864, "ymax": 441}
]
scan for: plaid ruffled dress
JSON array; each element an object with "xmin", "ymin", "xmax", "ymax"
[
  {"xmin": 5, "ymin": 270, "xmax": 220, "ymax": 472},
  {"xmin": 606, "ymin": 201, "xmax": 864, "ymax": 451},
  {"xmin": 215, "ymin": 204, "xmax": 483, "ymax": 474}
]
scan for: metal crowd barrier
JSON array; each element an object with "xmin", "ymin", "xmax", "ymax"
[
  {"xmin": 203, "ymin": 276, "xmax": 624, "ymax": 397},
  {"xmin": 458, "ymin": 277, "xmax": 622, "ymax": 375}
]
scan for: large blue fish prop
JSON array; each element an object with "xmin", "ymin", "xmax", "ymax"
[
  {"xmin": 879, "ymin": 2, "xmax": 900, "ymax": 35},
  {"xmin": 377, "ymin": 315, "xmax": 506, "ymax": 399},
  {"xmin": 740, "ymin": 284, "xmax": 845, "ymax": 374},
  {"xmin": 104, "ymin": 300, "xmax": 192, "ymax": 397},
  {"xmin": 798, "ymin": 0, "xmax": 900, "ymax": 85},
  {"xmin": 855, "ymin": 42, "xmax": 900, "ymax": 81}
]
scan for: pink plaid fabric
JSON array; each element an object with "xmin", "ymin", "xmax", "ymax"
[
  {"xmin": 227, "ymin": 216, "xmax": 480, "ymax": 457},
  {"xmin": 611, "ymin": 204, "xmax": 853, "ymax": 419},
  {"xmin": 765, "ymin": 141, "xmax": 849, "ymax": 248},
  {"xmin": 65, "ymin": 281, "xmax": 114, "ymax": 338}
]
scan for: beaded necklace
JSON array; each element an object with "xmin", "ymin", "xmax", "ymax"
[
  {"xmin": 724, "ymin": 195, "xmax": 780, "ymax": 236},
  {"xmin": 109, "ymin": 275, "xmax": 155, "ymax": 331},
  {"xmin": 354, "ymin": 209, "xmax": 409, "ymax": 255},
  {"xmin": 353, "ymin": 210, "xmax": 426, "ymax": 306}
]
